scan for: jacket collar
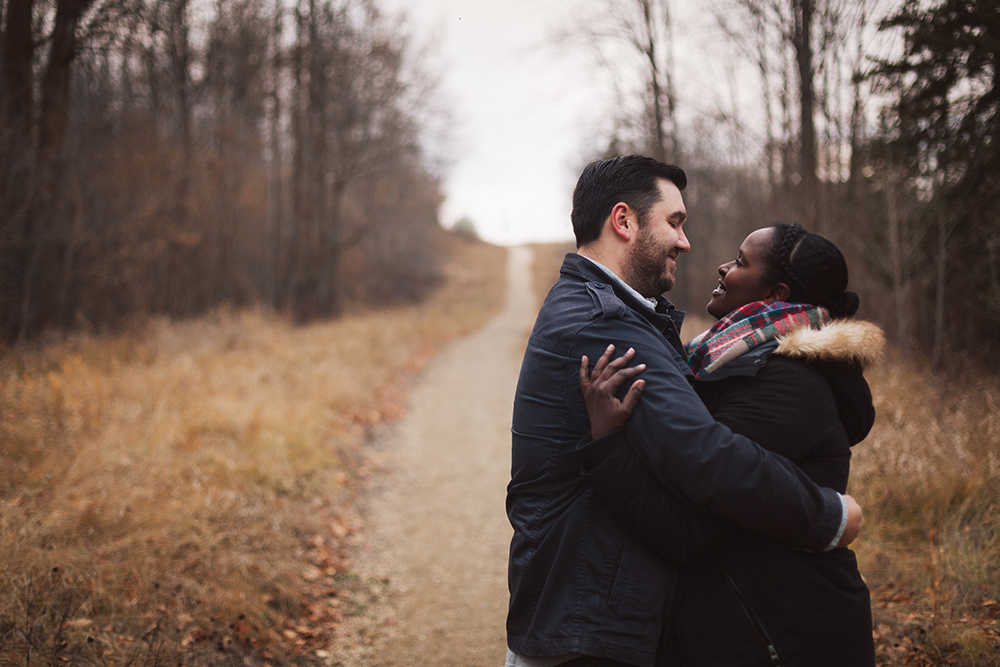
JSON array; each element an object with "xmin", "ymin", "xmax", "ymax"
[
  {"xmin": 695, "ymin": 340, "xmax": 779, "ymax": 381},
  {"xmin": 693, "ymin": 319, "xmax": 885, "ymax": 381},
  {"xmin": 577, "ymin": 255, "xmax": 660, "ymax": 312},
  {"xmin": 559, "ymin": 253, "xmax": 685, "ymax": 335}
]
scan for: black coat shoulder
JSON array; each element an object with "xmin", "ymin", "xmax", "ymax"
[{"xmin": 696, "ymin": 356, "xmax": 852, "ymax": 492}]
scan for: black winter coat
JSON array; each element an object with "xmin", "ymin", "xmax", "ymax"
[{"xmin": 578, "ymin": 320, "xmax": 885, "ymax": 667}]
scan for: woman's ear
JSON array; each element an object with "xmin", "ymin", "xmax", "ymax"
[{"xmin": 767, "ymin": 282, "xmax": 791, "ymax": 302}]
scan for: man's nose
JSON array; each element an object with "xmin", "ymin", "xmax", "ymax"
[{"xmin": 677, "ymin": 229, "xmax": 691, "ymax": 253}]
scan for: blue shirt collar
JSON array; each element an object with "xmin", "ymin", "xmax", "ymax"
[{"xmin": 578, "ymin": 255, "xmax": 659, "ymax": 312}]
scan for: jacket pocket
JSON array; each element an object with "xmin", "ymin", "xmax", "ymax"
[
  {"xmin": 726, "ymin": 574, "xmax": 781, "ymax": 666},
  {"xmin": 607, "ymin": 536, "xmax": 639, "ymax": 614}
]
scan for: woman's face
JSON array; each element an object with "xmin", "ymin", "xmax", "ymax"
[{"xmin": 706, "ymin": 228, "xmax": 786, "ymax": 319}]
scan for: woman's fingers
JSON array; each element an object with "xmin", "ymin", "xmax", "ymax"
[
  {"xmin": 591, "ymin": 343, "xmax": 617, "ymax": 378},
  {"xmin": 579, "ymin": 346, "xmax": 646, "ymax": 438},
  {"xmin": 620, "ymin": 378, "xmax": 645, "ymax": 412},
  {"xmin": 581, "ymin": 344, "xmax": 619, "ymax": 388},
  {"xmin": 601, "ymin": 361, "xmax": 646, "ymax": 394},
  {"xmin": 581, "ymin": 345, "xmax": 645, "ymax": 392},
  {"xmin": 594, "ymin": 345, "xmax": 638, "ymax": 380},
  {"xmin": 599, "ymin": 345, "xmax": 635, "ymax": 377}
]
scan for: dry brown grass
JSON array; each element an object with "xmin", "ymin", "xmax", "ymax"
[
  {"xmin": 852, "ymin": 353, "xmax": 1000, "ymax": 665},
  {"xmin": 0, "ymin": 233, "xmax": 507, "ymax": 666},
  {"xmin": 530, "ymin": 241, "xmax": 576, "ymax": 305}
]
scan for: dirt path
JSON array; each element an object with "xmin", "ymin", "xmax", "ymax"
[{"xmin": 330, "ymin": 246, "xmax": 536, "ymax": 667}]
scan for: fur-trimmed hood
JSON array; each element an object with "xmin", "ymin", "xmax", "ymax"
[
  {"xmin": 775, "ymin": 319, "xmax": 885, "ymax": 369},
  {"xmin": 774, "ymin": 319, "xmax": 884, "ymax": 446}
]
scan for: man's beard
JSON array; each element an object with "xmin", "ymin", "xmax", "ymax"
[{"xmin": 623, "ymin": 224, "xmax": 675, "ymax": 297}]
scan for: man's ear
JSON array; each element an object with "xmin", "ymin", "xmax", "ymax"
[
  {"xmin": 608, "ymin": 202, "xmax": 635, "ymax": 242},
  {"xmin": 767, "ymin": 282, "xmax": 791, "ymax": 302}
]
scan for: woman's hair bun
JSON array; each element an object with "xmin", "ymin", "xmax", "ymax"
[{"xmin": 830, "ymin": 291, "xmax": 860, "ymax": 319}]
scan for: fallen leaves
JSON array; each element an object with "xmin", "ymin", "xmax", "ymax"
[{"xmin": 871, "ymin": 582, "xmax": 1000, "ymax": 666}]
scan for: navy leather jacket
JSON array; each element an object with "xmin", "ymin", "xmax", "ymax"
[{"xmin": 506, "ymin": 253, "xmax": 845, "ymax": 666}]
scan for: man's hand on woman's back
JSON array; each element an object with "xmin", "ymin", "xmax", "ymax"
[{"xmin": 837, "ymin": 495, "xmax": 864, "ymax": 547}]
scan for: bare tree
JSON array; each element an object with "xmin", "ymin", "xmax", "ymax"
[
  {"xmin": 0, "ymin": 0, "xmax": 451, "ymax": 340},
  {"xmin": 791, "ymin": 0, "xmax": 818, "ymax": 228},
  {"xmin": 713, "ymin": 0, "xmax": 872, "ymax": 234},
  {"xmin": 560, "ymin": 0, "xmax": 681, "ymax": 162},
  {"xmin": 0, "ymin": 0, "xmax": 36, "ymax": 340},
  {"xmin": 265, "ymin": 0, "xmax": 283, "ymax": 307}
]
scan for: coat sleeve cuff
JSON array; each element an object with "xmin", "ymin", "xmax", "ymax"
[{"xmin": 823, "ymin": 493, "xmax": 849, "ymax": 551}]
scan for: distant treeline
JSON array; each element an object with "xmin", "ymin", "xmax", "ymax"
[
  {"xmin": 3, "ymin": 0, "xmax": 999, "ymax": 367},
  {"xmin": 579, "ymin": 0, "xmax": 1000, "ymax": 367},
  {"xmin": 0, "ymin": 0, "xmax": 445, "ymax": 342}
]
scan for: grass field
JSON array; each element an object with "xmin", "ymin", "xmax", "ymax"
[
  {"xmin": 530, "ymin": 244, "xmax": 1000, "ymax": 667},
  {"xmin": 852, "ymin": 355, "xmax": 1000, "ymax": 666},
  {"xmin": 0, "ymin": 233, "xmax": 508, "ymax": 666},
  {"xmin": 5, "ymin": 240, "xmax": 997, "ymax": 666}
]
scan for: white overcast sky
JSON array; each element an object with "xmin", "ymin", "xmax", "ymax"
[
  {"xmin": 376, "ymin": 0, "xmax": 761, "ymax": 245},
  {"xmin": 374, "ymin": 0, "xmax": 899, "ymax": 246}
]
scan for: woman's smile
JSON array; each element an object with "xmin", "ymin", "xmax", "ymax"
[{"xmin": 705, "ymin": 227, "xmax": 789, "ymax": 319}]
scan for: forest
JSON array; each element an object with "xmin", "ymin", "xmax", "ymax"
[
  {"xmin": 1, "ymin": 1, "xmax": 999, "ymax": 665},
  {"xmin": 1, "ymin": 0, "xmax": 446, "ymax": 343},
  {"xmin": 1, "ymin": 0, "xmax": 999, "ymax": 369},
  {"xmin": 571, "ymin": 0, "xmax": 1000, "ymax": 369}
]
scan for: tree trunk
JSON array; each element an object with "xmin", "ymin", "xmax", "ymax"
[
  {"xmin": 168, "ymin": 0, "xmax": 197, "ymax": 309},
  {"xmin": 2, "ymin": 0, "xmax": 34, "ymax": 139},
  {"xmin": 779, "ymin": 47, "xmax": 794, "ymax": 211},
  {"xmin": 885, "ymin": 167, "xmax": 911, "ymax": 347},
  {"xmin": 661, "ymin": 0, "xmax": 679, "ymax": 162},
  {"xmin": 285, "ymin": 1, "xmax": 307, "ymax": 308},
  {"xmin": 266, "ymin": 0, "xmax": 283, "ymax": 308},
  {"xmin": 640, "ymin": 0, "xmax": 667, "ymax": 163},
  {"xmin": 0, "ymin": 0, "xmax": 36, "ymax": 340},
  {"xmin": 308, "ymin": 0, "xmax": 333, "ymax": 313},
  {"xmin": 818, "ymin": 38, "xmax": 832, "ymax": 235},
  {"xmin": 38, "ymin": 0, "xmax": 93, "ymax": 172},
  {"xmin": 793, "ymin": 0, "xmax": 817, "ymax": 230},
  {"xmin": 932, "ymin": 209, "xmax": 946, "ymax": 365},
  {"xmin": 755, "ymin": 11, "xmax": 776, "ymax": 195},
  {"xmin": 847, "ymin": 3, "xmax": 868, "ymax": 206},
  {"xmin": 847, "ymin": 72, "xmax": 864, "ymax": 203},
  {"xmin": 169, "ymin": 0, "xmax": 192, "ymax": 160},
  {"xmin": 22, "ymin": 0, "xmax": 93, "ymax": 340}
]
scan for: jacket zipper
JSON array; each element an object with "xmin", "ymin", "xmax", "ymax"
[{"xmin": 726, "ymin": 574, "xmax": 781, "ymax": 666}]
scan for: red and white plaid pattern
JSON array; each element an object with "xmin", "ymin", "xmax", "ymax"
[{"xmin": 685, "ymin": 301, "xmax": 831, "ymax": 378}]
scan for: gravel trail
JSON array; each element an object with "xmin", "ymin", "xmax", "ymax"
[{"xmin": 331, "ymin": 246, "xmax": 536, "ymax": 667}]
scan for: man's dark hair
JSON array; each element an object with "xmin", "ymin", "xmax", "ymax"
[{"xmin": 570, "ymin": 155, "xmax": 687, "ymax": 247}]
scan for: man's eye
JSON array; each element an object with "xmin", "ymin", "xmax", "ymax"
[{"xmin": 734, "ymin": 257, "xmax": 743, "ymax": 266}]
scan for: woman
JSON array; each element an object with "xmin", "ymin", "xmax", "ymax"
[{"xmin": 578, "ymin": 223, "xmax": 883, "ymax": 667}]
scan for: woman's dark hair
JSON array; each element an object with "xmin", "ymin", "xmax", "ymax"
[
  {"xmin": 571, "ymin": 155, "xmax": 687, "ymax": 247},
  {"xmin": 759, "ymin": 223, "xmax": 860, "ymax": 319}
]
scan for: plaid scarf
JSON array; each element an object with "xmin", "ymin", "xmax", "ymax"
[{"xmin": 684, "ymin": 301, "xmax": 831, "ymax": 378}]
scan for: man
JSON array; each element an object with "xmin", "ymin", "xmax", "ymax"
[{"xmin": 506, "ymin": 156, "xmax": 862, "ymax": 667}]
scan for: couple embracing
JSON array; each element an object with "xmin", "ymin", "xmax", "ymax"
[{"xmin": 506, "ymin": 155, "xmax": 883, "ymax": 667}]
